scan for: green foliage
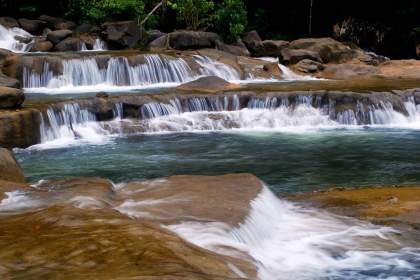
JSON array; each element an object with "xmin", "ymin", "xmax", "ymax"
[
  {"xmin": 19, "ymin": 5, "xmax": 37, "ymax": 14},
  {"xmin": 67, "ymin": 0, "xmax": 145, "ymax": 23},
  {"xmin": 169, "ymin": 0, "xmax": 214, "ymax": 30},
  {"xmin": 214, "ymin": 0, "xmax": 247, "ymax": 43}
]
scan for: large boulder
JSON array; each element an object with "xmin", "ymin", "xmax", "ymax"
[
  {"xmin": 0, "ymin": 49, "xmax": 19, "ymax": 88},
  {"xmin": 38, "ymin": 15, "xmax": 76, "ymax": 30},
  {"xmin": 295, "ymin": 59, "xmax": 325, "ymax": 73},
  {"xmin": 29, "ymin": 38, "xmax": 53, "ymax": 52},
  {"xmin": 143, "ymin": 29, "xmax": 165, "ymax": 45},
  {"xmin": 288, "ymin": 37, "xmax": 357, "ymax": 63},
  {"xmin": 0, "ymin": 109, "xmax": 41, "ymax": 148},
  {"xmin": 74, "ymin": 23, "xmax": 93, "ymax": 34},
  {"xmin": 54, "ymin": 37, "xmax": 85, "ymax": 52},
  {"xmin": 253, "ymin": 40, "xmax": 289, "ymax": 57},
  {"xmin": 0, "ymin": 87, "xmax": 24, "ymax": 108},
  {"xmin": 321, "ymin": 63, "xmax": 379, "ymax": 79},
  {"xmin": 46, "ymin": 29, "xmax": 73, "ymax": 44},
  {"xmin": 102, "ymin": 21, "xmax": 140, "ymax": 49},
  {"xmin": 148, "ymin": 35, "xmax": 168, "ymax": 49},
  {"xmin": 241, "ymin": 30, "xmax": 262, "ymax": 50},
  {"xmin": 17, "ymin": 18, "xmax": 46, "ymax": 35},
  {"xmin": 0, "ymin": 148, "xmax": 25, "ymax": 183},
  {"xmin": 280, "ymin": 48, "xmax": 322, "ymax": 65},
  {"xmin": 169, "ymin": 31, "xmax": 219, "ymax": 50},
  {"xmin": 216, "ymin": 39, "xmax": 250, "ymax": 56},
  {"xmin": 0, "ymin": 17, "xmax": 19, "ymax": 28}
]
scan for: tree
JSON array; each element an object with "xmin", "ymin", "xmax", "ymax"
[
  {"xmin": 169, "ymin": 0, "xmax": 214, "ymax": 30},
  {"xmin": 214, "ymin": 0, "xmax": 247, "ymax": 43},
  {"xmin": 308, "ymin": 0, "xmax": 313, "ymax": 34}
]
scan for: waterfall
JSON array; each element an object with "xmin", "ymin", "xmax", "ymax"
[
  {"xmin": 37, "ymin": 103, "xmax": 109, "ymax": 149},
  {"xmin": 93, "ymin": 38, "xmax": 107, "ymax": 50},
  {"xmin": 23, "ymin": 54, "xmax": 195, "ymax": 91},
  {"xmin": 193, "ymin": 55, "xmax": 241, "ymax": 81},
  {"xmin": 167, "ymin": 185, "xmax": 420, "ymax": 280},
  {"xmin": 0, "ymin": 24, "xmax": 33, "ymax": 52}
]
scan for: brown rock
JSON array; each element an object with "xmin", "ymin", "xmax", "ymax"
[
  {"xmin": 416, "ymin": 44, "xmax": 420, "ymax": 58},
  {"xmin": 177, "ymin": 76, "xmax": 239, "ymax": 93},
  {"xmin": 0, "ymin": 109, "xmax": 41, "ymax": 148},
  {"xmin": 29, "ymin": 39, "xmax": 53, "ymax": 52},
  {"xmin": 54, "ymin": 37, "xmax": 85, "ymax": 52},
  {"xmin": 102, "ymin": 21, "xmax": 140, "ymax": 49},
  {"xmin": 17, "ymin": 18, "xmax": 46, "ymax": 35},
  {"xmin": 322, "ymin": 63, "xmax": 379, "ymax": 79},
  {"xmin": 280, "ymin": 48, "xmax": 323, "ymax": 65},
  {"xmin": 216, "ymin": 39, "xmax": 250, "ymax": 57},
  {"xmin": 295, "ymin": 59, "xmax": 325, "ymax": 73},
  {"xmin": 0, "ymin": 17, "xmax": 19, "ymax": 28},
  {"xmin": 0, "ymin": 87, "xmax": 24, "ymax": 108},
  {"xmin": 0, "ymin": 148, "xmax": 25, "ymax": 183},
  {"xmin": 115, "ymin": 173, "xmax": 263, "ymax": 226},
  {"xmin": 289, "ymin": 37, "xmax": 357, "ymax": 63},
  {"xmin": 38, "ymin": 15, "xmax": 76, "ymax": 30},
  {"xmin": 46, "ymin": 29, "xmax": 73, "ymax": 44}
]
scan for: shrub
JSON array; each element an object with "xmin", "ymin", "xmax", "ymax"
[
  {"xmin": 169, "ymin": 0, "xmax": 214, "ymax": 30},
  {"xmin": 214, "ymin": 0, "xmax": 247, "ymax": 43}
]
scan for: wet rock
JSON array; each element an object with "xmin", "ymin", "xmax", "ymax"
[
  {"xmin": 168, "ymin": 31, "xmax": 220, "ymax": 50},
  {"xmin": 0, "ymin": 148, "xmax": 25, "ymax": 183},
  {"xmin": 322, "ymin": 63, "xmax": 380, "ymax": 79},
  {"xmin": 253, "ymin": 40, "xmax": 289, "ymax": 57},
  {"xmin": 0, "ymin": 204, "xmax": 254, "ymax": 279},
  {"xmin": 96, "ymin": 92, "xmax": 109, "ymax": 98},
  {"xmin": 295, "ymin": 59, "xmax": 325, "ymax": 73},
  {"xmin": 378, "ymin": 60, "xmax": 420, "ymax": 79},
  {"xmin": 0, "ymin": 109, "xmax": 41, "ymax": 148},
  {"xmin": 47, "ymin": 29, "xmax": 73, "ymax": 44},
  {"xmin": 280, "ymin": 48, "xmax": 323, "ymax": 65},
  {"xmin": 177, "ymin": 76, "xmax": 238, "ymax": 93},
  {"xmin": 74, "ymin": 23, "xmax": 93, "ymax": 34},
  {"xmin": 29, "ymin": 38, "xmax": 53, "ymax": 52},
  {"xmin": 0, "ymin": 179, "xmax": 30, "ymax": 201},
  {"xmin": 0, "ymin": 73, "xmax": 19, "ymax": 88},
  {"xmin": 0, "ymin": 17, "xmax": 19, "ymax": 28},
  {"xmin": 288, "ymin": 37, "xmax": 357, "ymax": 63},
  {"xmin": 290, "ymin": 185, "xmax": 420, "ymax": 228},
  {"xmin": 54, "ymin": 37, "xmax": 85, "ymax": 52},
  {"xmin": 17, "ymin": 18, "xmax": 46, "ymax": 35},
  {"xmin": 143, "ymin": 29, "xmax": 166, "ymax": 45},
  {"xmin": 241, "ymin": 30, "xmax": 262, "ymax": 51},
  {"xmin": 115, "ymin": 173, "xmax": 263, "ymax": 226},
  {"xmin": 102, "ymin": 21, "xmax": 140, "ymax": 49},
  {"xmin": 148, "ymin": 34, "xmax": 168, "ymax": 49},
  {"xmin": 0, "ymin": 87, "xmax": 24, "ymax": 109},
  {"xmin": 216, "ymin": 39, "xmax": 250, "ymax": 56},
  {"xmin": 38, "ymin": 15, "xmax": 76, "ymax": 30}
]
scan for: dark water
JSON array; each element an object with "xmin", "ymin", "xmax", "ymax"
[{"xmin": 16, "ymin": 128, "xmax": 420, "ymax": 193}]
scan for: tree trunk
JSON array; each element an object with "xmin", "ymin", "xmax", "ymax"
[{"xmin": 308, "ymin": 0, "xmax": 314, "ymax": 34}]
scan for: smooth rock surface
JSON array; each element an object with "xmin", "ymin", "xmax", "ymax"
[
  {"xmin": 0, "ymin": 148, "xmax": 25, "ymax": 183},
  {"xmin": 0, "ymin": 86, "xmax": 24, "ymax": 108}
]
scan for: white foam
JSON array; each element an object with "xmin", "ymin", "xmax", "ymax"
[
  {"xmin": 0, "ymin": 24, "xmax": 33, "ymax": 52},
  {"xmin": 168, "ymin": 186, "xmax": 420, "ymax": 280}
]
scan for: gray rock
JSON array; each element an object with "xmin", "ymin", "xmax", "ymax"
[
  {"xmin": 216, "ymin": 39, "xmax": 250, "ymax": 57},
  {"xmin": 296, "ymin": 59, "xmax": 325, "ymax": 73},
  {"xmin": 102, "ymin": 21, "xmax": 140, "ymax": 49},
  {"xmin": 168, "ymin": 31, "xmax": 219, "ymax": 50},
  {"xmin": 54, "ymin": 37, "xmax": 85, "ymax": 52}
]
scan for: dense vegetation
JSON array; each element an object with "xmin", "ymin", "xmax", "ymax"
[{"xmin": 0, "ymin": 0, "xmax": 419, "ymax": 57}]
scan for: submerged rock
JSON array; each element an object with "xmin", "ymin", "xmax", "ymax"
[{"xmin": 0, "ymin": 148, "xmax": 25, "ymax": 183}]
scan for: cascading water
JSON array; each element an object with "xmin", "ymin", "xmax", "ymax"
[
  {"xmin": 37, "ymin": 103, "xmax": 109, "ymax": 149},
  {"xmin": 167, "ymin": 186, "xmax": 420, "ymax": 280},
  {"xmin": 0, "ymin": 24, "xmax": 33, "ymax": 52},
  {"xmin": 34, "ymin": 94, "xmax": 420, "ymax": 150},
  {"xmin": 23, "ymin": 54, "xmax": 195, "ymax": 93},
  {"xmin": 193, "ymin": 55, "xmax": 241, "ymax": 81}
]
